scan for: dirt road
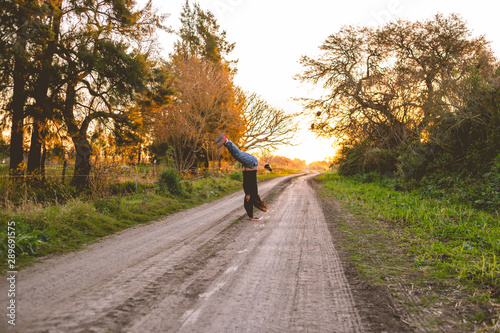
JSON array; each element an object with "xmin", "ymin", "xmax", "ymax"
[{"xmin": 1, "ymin": 173, "xmax": 365, "ymax": 333}]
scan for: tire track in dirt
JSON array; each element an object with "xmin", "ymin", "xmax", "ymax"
[{"xmin": 169, "ymin": 173, "xmax": 364, "ymax": 333}]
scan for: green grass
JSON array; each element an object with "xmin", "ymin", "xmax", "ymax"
[
  {"xmin": 0, "ymin": 174, "xmax": 242, "ymax": 270},
  {"xmin": 257, "ymin": 168, "xmax": 302, "ymax": 181},
  {"xmin": 317, "ymin": 172, "xmax": 500, "ymax": 331},
  {"xmin": 319, "ymin": 172, "xmax": 500, "ymax": 288}
]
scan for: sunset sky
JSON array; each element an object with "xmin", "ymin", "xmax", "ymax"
[{"xmin": 152, "ymin": 0, "xmax": 500, "ymax": 164}]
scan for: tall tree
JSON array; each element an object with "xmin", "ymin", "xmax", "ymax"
[
  {"xmin": 148, "ymin": 1, "xmax": 244, "ymax": 171},
  {"xmin": 383, "ymin": 14, "xmax": 493, "ymax": 134},
  {"xmin": 1, "ymin": 0, "xmax": 168, "ymax": 186},
  {"xmin": 0, "ymin": 0, "xmax": 37, "ymax": 179},
  {"xmin": 298, "ymin": 14, "xmax": 492, "ymax": 150},
  {"xmin": 177, "ymin": 0, "xmax": 236, "ymax": 70},
  {"xmin": 26, "ymin": 0, "xmax": 63, "ymax": 181},
  {"xmin": 67, "ymin": 0, "xmax": 166, "ymax": 187},
  {"xmin": 153, "ymin": 53, "xmax": 244, "ymax": 171}
]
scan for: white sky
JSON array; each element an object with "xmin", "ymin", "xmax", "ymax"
[{"xmin": 152, "ymin": 0, "xmax": 500, "ymax": 164}]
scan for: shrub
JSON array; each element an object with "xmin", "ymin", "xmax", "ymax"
[
  {"xmin": 396, "ymin": 143, "xmax": 434, "ymax": 182},
  {"xmin": 157, "ymin": 169, "xmax": 184, "ymax": 196},
  {"xmin": 109, "ymin": 181, "xmax": 136, "ymax": 195},
  {"xmin": 229, "ymin": 171, "xmax": 242, "ymax": 181},
  {"xmin": 0, "ymin": 221, "xmax": 51, "ymax": 257},
  {"xmin": 336, "ymin": 144, "xmax": 398, "ymax": 176},
  {"xmin": 1, "ymin": 178, "xmax": 79, "ymax": 209}
]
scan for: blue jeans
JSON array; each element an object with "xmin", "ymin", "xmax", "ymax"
[{"xmin": 224, "ymin": 140, "xmax": 258, "ymax": 169}]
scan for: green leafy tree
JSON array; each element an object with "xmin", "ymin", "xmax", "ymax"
[
  {"xmin": 135, "ymin": 63, "xmax": 175, "ymax": 164},
  {"xmin": 177, "ymin": 0, "xmax": 236, "ymax": 70},
  {"xmin": 1, "ymin": 0, "xmax": 168, "ymax": 187}
]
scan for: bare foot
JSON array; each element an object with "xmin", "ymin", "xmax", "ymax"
[{"xmin": 250, "ymin": 217, "xmax": 261, "ymax": 221}]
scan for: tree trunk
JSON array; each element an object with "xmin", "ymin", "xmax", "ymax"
[
  {"xmin": 26, "ymin": 2, "xmax": 62, "ymax": 184},
  {"xmin": 41, "ymin": 143, "xmax": 47, "ymax": 182},
  {"xmin": 62, "ymin": 160, "xmax": 67, "ymax": 183},
  {"xmin": 27, "ymin": 118, "xmax": 44, "ymax": 183},
  {"xmin": 9, "ymin": 30, "xmax": 28, "ymax": 180},
  {"xmin": 71, "ymin": 136, "xmax": 92, "ymax": 188},
  {"xmin": 26, "ymin": 52, "xmax": 51, "ymax": 183},
  {"xmin": 62, "ymin": 77, "xmax": 93, "ymax": 188},
  {"xmin": 201, "ymin": 148, "xmax": 209, "ymax": 169},
  {"xmin": 27, "ymin": 53, "xmax": 52, "ymax": 183}
]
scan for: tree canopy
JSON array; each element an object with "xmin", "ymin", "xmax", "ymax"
[
  {"xmin": 240, "ymin": 92, "xmax": 297, "ymax": 151},
  {"xmin": 298, "ymin": 14, "xmax": 499, "ymax": 180},
  {"xmin": 1, "ymin": 0, "xmax": 167, "ymax": 185}
]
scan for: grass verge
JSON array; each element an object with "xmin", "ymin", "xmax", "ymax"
[
  {"xmin": 316, "ymin": 172, "xmax": 500, "ymax": 332},
  {"xmin": 257, "ymin": 168, "xmax": 302, "ymax": 181}
]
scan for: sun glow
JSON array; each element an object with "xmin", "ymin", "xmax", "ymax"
[{"xmin": 276, "ymin": 130, "xmax": 337, "ymax": 165}]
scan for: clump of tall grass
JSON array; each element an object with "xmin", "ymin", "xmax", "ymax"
[{"xmin": 1, "ymin": 177, "xmax": 79, "ymax": 210}]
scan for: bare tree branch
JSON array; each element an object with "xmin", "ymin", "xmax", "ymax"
[{"xmin": 241, "ymin": 92, "xmax": 298, "ymax": 151}]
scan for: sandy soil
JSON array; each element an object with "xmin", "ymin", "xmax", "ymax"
[{"xmin": 1, "ymin": 173, "xmax": 369, "ymax": 333}]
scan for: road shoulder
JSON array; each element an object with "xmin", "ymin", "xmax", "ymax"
[{"xmin": 310, "ymin": 177, "xmax": 415, "ymax": 333}]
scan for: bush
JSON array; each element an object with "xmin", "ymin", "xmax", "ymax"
[
  {"xmin": 336, "ymin": 144, "xmax": 398, "ymax": 176},
  {"xmin": 157, "ymin": 169, "xmax": 184, "ymax": 196},
  {"xmin": 1, "ymin": 178, "xmax": 79, "ymax": 208},
  {"xmin": 396, "ymin": 142, "xmax": 436, "ymax": 182},
  {"xmin": 0, "ymin": 221, "xmax": 51, "ymax": 257},
  {"xmin": 229, "ymin": 171, "xmax": 243, "ymax": 181}
]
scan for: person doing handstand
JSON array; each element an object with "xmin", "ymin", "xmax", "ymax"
[{"xmin": 214, "ymin": 133, "xmax": 269, "ymax": 221}]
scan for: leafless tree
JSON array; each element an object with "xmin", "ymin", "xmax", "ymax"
[{"xmin": 240, "ymin": 92, "xmax": 297, "ymax": 151}]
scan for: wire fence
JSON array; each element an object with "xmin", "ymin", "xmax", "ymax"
[
  {"xmin": 0, "ymin": 161, "xmax": 243, "ymax": 184},
  {"xmin": 0, "ymin": 160, "xmax": 289, "ymax": 208},
  {"xmin": 0, "ymin": 162, "xmax": 241, "ymax": 203}
]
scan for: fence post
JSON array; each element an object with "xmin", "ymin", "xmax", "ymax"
[{"xmin": 62, "ymin": 160, "xmax": 67, "ymax": 183}]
